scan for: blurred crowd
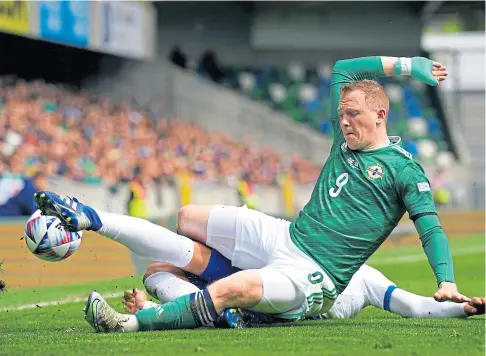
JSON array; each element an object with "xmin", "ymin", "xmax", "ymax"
[{"xmin": 0, "ymin": 78, "xmax": 320, "ymax": 189}]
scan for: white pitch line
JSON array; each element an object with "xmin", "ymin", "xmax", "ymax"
[
  {"xmin": 1, "ymin": 292, "xmax": 123, "ymax": 313},
  {"xmin": 1, "ymin": 246, "xmax": 483, "ymax": 313}
]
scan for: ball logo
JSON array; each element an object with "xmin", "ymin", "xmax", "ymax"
[{"xmin": 25, "ymin": 210, "xmax": 83, "ymax": 262}]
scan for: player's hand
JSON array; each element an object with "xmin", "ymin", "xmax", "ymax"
[
  {"xmin": 464, "ymin": 297, "xmax": 486, "ymax": 316},
  {"xmin": 434, "ymin": 282, "xmax": 470, "ymax": 303},
  {"xmin": 411, "ymin": 57, "xmax": 448, "ymax": 86},
  {"xmin": 431, "ymin": 61, "xmax": 448, "ymax": 83},
  {"xmin": 122, "ymin": 288, "xmax": 148, "ymax": 314}
]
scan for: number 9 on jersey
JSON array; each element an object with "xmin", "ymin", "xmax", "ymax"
[{"xmin": 329, "ymin": 173, "xmax": 349, "ymax": 198}]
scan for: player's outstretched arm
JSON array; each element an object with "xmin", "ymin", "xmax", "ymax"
[
  {"xmin": 332, "ymin": 56, "xmax": 447, "ymax": 83},
  {"xmin": 416, "ymin": 216, "xmax": 470, "ymax": 303},
  {"xmin": 396, "ymin": 163, "xmax": 469, "ymax": 303},
  {"xmin": 329, "ymin": 56, "xmax": 446, "ymax": 138}
]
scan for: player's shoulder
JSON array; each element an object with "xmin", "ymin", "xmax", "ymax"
[
  {"xmin": 386, "ymin": 137, "xmax": 414, "ymax": 161},
  {"xmin": 385, "ymin": 137, "xmax": 425, "ymax": 170},
  {"xmin": 381, "ymin": 137, "xmax": 427, "ymax": 178}
]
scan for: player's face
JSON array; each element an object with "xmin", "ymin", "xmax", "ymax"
[{"xmin": 338, "ymin": 90, "xmax": 380, "ymax": 150}]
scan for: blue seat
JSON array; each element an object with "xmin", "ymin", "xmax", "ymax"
[
  {"xmin": 403, "ymin": 141, "xmax": 419, "ymax": 157},
  {"xmin": 319, "ymin": 120, "xmax": 333, "ymax": 135},
  {"xmin": 226, "ymin": 66, "xmax": 449, "ymax": 160},
  {"xmin": 304, "ymin": 99, "xmax": 321, "ymax": 114},
  {"xmin": 428, "ymin": 118, "xmax": 442, "ymax": 134}
]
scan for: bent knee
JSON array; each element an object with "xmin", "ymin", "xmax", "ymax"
[
  {"xmin": 176, "ymin": 205, "xmax": 195, "ymax": 230},
  {"xmin": 143, "ymin": 263, "xmax": 185, "ymax": 283},
  {"xmin": 176, "ymin": 205, "xmax": 213, "ymax": 241}
]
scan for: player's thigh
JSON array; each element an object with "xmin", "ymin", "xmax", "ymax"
[
  {"xmin": 265, "ymin": 227, "xmax": 337, "ymax": 317},
  {"xmin": 321, "ymin": 268, "xmax": 369, "ymax": 319},
  {"xmin": 322, "ymin": 268, "xmax": 368, "ymax": 319},
  {"xmin": 320, "ymin": 293, "xmax": 366, "ymax": 319},
  {"xmin": 320, "ymin": 264, "xmax": 395, "ymax": 318},
  {"xmin": 177, "ymin": 205, "xmax": 214, "ymax": 243},
  {"xmin": 359, "ymin": 264, "xmax": 396, "ymax": 308},
  {"xmin": 204, "ymin": 205, "xmax": 241, "ymax": 260},
  {"xmin": 205, "ymin": 205, "xmax": 283, "ymax": 268},
  {"xmin": 254, "ymin": 264, "xmax": 336, "ymax": 319},
  {"xmin": 249, "ymin": 267, "xmax": 307, "ymax": 317},
  {"xmin": 208, "ymin": 268, "xmax": 305, "ymax": 316}
]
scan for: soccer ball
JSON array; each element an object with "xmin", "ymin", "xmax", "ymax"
[{"xmin": 24, "ymin": 210, "xmax": 83, "ymax": 262}]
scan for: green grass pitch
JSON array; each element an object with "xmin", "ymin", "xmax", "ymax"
[{"xmin": 0, "ymin": 235, "xmax": 484, "ymax": 356}]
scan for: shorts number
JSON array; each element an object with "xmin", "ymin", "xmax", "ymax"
[
  {"xmin": 308, "ymin": 271, "xmax": 324, "ymax": 285},
  {"xmin": 329, "ymin": 173, "xmax": 349, "ymax": 198}
]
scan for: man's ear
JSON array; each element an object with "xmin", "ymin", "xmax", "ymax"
[{"xmin": 376, "ymin": 108, "xmax": 387, "ymax": 124}]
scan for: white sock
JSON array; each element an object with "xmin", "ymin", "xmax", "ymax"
[
  {"xmin": 144, "ymin": 271, "xmax": 200, "ymax": 303},
  {"xmin": 142, "ymin": 301, "xmax": 160, "ymax": 309},
  {"xmin": 96, "ymin": 211, "xmax": 194, "ymax": 268},
  {"xmin": 389, "ymin": 288, "xmax": 467, "ymax": 318},
  {"xmin": 122, "ymin": 314, "xmax": 140, "ymax": 332},
  {"xmin": 356, "ymin": 265, "xmax": 467, "ymax": 319}
]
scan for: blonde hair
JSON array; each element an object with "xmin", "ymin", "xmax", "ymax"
[{"xmin": 340, "ymin": 80, "xmax": 389, "ymax": 116}]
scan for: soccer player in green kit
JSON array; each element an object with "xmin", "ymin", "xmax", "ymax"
[{"xmin": 34, "ymin": 55, "xmax": 469, "ymax": 333}]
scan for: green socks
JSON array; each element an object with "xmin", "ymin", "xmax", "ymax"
[{"xmin": 135, "ymin": 290, "xmax": 220, "ymax": 331}]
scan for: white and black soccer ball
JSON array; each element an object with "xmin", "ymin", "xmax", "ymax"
[{"xmin": 24, "ymin": 210, "xmax": 83, "ymax": 262}]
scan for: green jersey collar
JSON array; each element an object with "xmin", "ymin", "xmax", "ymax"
[{"xmin": 353, "ymin": 136, "xmax": 402, "ymax": 152}]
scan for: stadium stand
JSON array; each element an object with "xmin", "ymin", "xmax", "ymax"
[
  {"xmin": 221, "ymin": 63, "xmax": 456, "ymax": 167},
  {"xmin": 0, "ymin": 78, "xmax": 320, "ymax": 189}
]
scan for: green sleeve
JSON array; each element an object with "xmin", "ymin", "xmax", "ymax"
[
  {"xmin": 330, "ymin": 57, "xmax": 386, "ymax": 139},
  {"xmin": 396, "ymin": 162, "xmax": 437, "ymax": 217},
  {"xmin": 415, "ymin": 215, "xmax": 455, "ymax": 285}
]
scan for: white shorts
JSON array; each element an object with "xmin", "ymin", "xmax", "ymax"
[{"xmin": 206, "ymin": 205, "xmax": 337, "ymax": 319}]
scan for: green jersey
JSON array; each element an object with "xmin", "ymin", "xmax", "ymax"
[{"xmin": 289, "ymin": 57, "xmax": 437, "ymax": 293}]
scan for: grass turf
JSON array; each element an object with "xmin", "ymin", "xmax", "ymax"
[{"xmin": 0, "ymin": 234, "xmax": 484, "ymax": 356}]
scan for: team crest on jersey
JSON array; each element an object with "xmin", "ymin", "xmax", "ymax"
[{"xmin": 367, "ymin": 165, "xmax": 384, "ymax": 180}]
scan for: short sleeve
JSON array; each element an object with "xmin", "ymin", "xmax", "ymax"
[{"xmin": 396, "ymin": 162, "xmax": 437, "ymax": 218}]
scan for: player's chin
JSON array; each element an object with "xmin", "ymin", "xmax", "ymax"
[{"xmin": 344, "ymin": 137, "xmax": 360, "ymax": 150}]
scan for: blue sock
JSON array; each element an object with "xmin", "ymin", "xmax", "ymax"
[
  {"xmin": 82, "ymin": 205, "xmax": 103, "ymax": 231},
  {"xmin": 199, "ymin": 249, "xmax": 241, "ymax": 283}
]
